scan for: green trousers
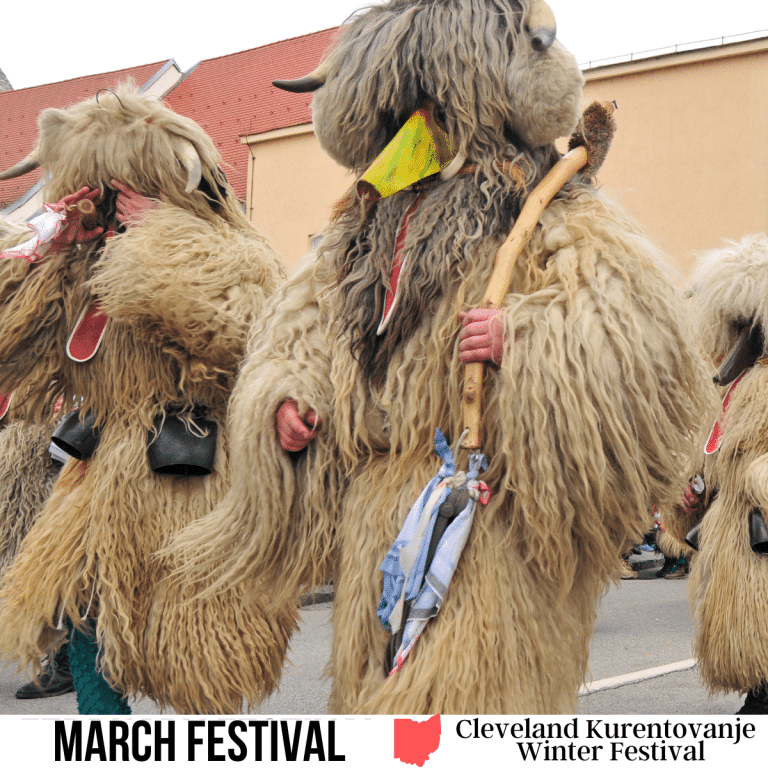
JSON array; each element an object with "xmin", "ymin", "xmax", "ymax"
[{"xmin": 67, "ymin": 619, "xmax": 132, "ymax": 715}]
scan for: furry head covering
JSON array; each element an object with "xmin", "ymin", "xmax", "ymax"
[
  {"xmin": 280, "ymin": 0, "xmax": 586, "ymax": 383},
  {"xmin": 308, "ymin": 0, "xmax": 584, "ymax": 173},
  {"xmin": 4, "ymin": 83, "xmax": 247, "ymax": 228},
  {"xmin": 689, "ymin": 233, "xmax": 768, "ymax": 366}
]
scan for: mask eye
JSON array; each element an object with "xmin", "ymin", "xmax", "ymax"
[
  {"xmin": 527, "ymin": 26, "xmax": 556, "ymax": 52},
  {"xmin": 525, "ymin": 0, "xmax": 558, "ymax": 52}
]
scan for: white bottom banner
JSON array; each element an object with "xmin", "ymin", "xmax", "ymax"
[{"xmin": 2, "ymin": 714, "xmax": 765, "ymax": 766}]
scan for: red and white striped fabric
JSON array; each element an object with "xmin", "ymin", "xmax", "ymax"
[{"xmin": 705, "ymin": 372, "xmax": 746, "ymax": 454}]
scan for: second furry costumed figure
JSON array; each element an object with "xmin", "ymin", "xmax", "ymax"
[
  {"xmin": 0, "ymin": 394, "xmax": 70, "ymax": 699},
  {"xmin": 0, "ymin": 86, "xmax": 289, "ymax": 714},
  {"xmin": 664, "ymin": 233, "xmax": 768, "ymax": 715}
]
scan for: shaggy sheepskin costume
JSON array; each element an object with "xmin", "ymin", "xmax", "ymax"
[
  {"xmin": 0, "ymin": 402, "xmax": 61, "ymax": 577},
  {"xmin": 665, "ymin": 233, "xmax": 768, "ymax": 697},
  {"xmin": 656, "ymin": 518, "xmax": 695, "ymax": 568},
  {"xmin": 0, "ymin": 86, "xmax": 288, "ymax": 712},
  {"xmin": 168, "ymin": 0, "xmax": 714, "ymax": 714}
]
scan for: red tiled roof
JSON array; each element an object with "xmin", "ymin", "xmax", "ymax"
[
  {"xmin": 165, "ymin": 28, "xmax": 340, "ymax": 200},
  {"xmin": 0, "ymin": 62, "xmax": 169, "ymax": 208},
  {"xmin": 0, "ymin": 27, "xmax": 342, "ymax": 209}
]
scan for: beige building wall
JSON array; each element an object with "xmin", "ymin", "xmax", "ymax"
[
  {"xmin": 243, "ymin": 125, "xmax": 353, "ymax": 272},
  {"xmin": 244, "ymin": 37, "xmax": 768, "ymax": 278},
  {"xmin": 582, "ymin": 38, "xmax": 768, "ymax": 277}
]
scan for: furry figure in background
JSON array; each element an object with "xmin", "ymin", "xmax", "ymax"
[
  {"xmin": 0, "ymin": 398, "xmax": 62, "ymax": 578},
  {"xmin": 0, "ymin": 85, "xmax": 288, "ymax": 714},
  {"xmin": 0, "ymin": 396, "xmax": 72, "ymax": 699},
  {"xmin": 168, "ymin": 0, "xmax": 714, "ymax": 714},
  {"xmin": 655, "ymin": 509, "xmax": 695, "ymax": 580},
  {"xmin": 665, "ymin": 233, "xmax": 768, "ymax": 714}
]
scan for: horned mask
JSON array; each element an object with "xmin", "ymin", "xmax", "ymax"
[
  {"xmin": 0, "ymin": 86, "xmax": 232, "ymax": 224},
  {"xmin": 273, "ymin": 0, "xmax": 583, "ymax": 171}
]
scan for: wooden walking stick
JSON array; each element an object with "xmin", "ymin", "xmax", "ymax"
[
  {"xmin": 66, "ymin": 198, "xmax": 100, "ymax": 230},
  {"xmin": 383, "ymin": 103, "xmax": 618, "ymax": 674},
  {"xmin": 462, "ymin": 101, "xmax": 617, "ymax": 450}
]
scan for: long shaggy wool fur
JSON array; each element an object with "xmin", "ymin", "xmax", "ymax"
[
  {"xmin": 656, "ymin": 525, "xmax": 694, "ymax": 561},
  {"xmin": 0, "ymin": 413, "xmax": 60, "ymax": 576},
  {"xmin": 311, "ymin": 0, "xmax": 584, "ymax": 172},
  {"xmin": 171, "ymin": 180, "xmax": 714, "ymax": 714},
  {"xmin": 167, "ymin": 0, "xmax": 713, "ymax": 714},
  {"xmin": 0, "ymin": 86, "xmax": 288, "ymax": 712},
  {"xmin": 664, "ymin": 234, "xmax": 768, "ymax": 693}
]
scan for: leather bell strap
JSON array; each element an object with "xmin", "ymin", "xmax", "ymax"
[
  {"xmin": 705, "ymin": 359, "xmax": 768, "ymax": 454},
  {"xmin": 705, "ymin": 372, "xmax": 746, "ymax": 454}
]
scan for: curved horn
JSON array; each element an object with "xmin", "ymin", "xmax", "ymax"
[
  {"xmin": 272, "ymin": 58, "xmax": 331, "ymax": 93},
  {"xmin": 0, "ymin": 148, "xmax": 40, "ymax": 180},
  {"xmin": 176, "ymin": 138, "xmax": 202, "ymax": 194},
  {"xmin": 526, "ymin": 0, "xmax": 558, "ymax": 52},
  {"xmin": 439, "ymin": 151, "xmax": 467, "ymax": 182}
]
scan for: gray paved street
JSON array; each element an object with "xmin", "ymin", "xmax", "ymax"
[{"xmin": 0, "ymin": 555, "xmax": 747, "ymax": 716}]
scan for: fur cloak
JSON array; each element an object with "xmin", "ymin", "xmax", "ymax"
[
  {"xmin": 664, "ymin": 234, "xmax": 768, "ymax": 694},
  {"xmin": 656, "ymin": 526, "xmax": 694, "ymax": 562},
  {"xmin": 166, "ymin": 0, "xmax": 714, "ymax": 714},
  {"xmin": 0, "ymin": 405, "xmax": 61, "ymax": 577},
  {"xmin": 0, "ymin": 86, "xmax": 289, "ymax": 713}
]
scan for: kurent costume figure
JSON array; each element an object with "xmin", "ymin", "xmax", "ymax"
[
  {"xmin": 665, "ymin": 234, "xmax": 768, "ymax": 715},
  {"xmin": 0, "ymin": 86, "xmax": 287, "ymax": 713},
  {"xmin": 168, "ymin": 0, "xmax": 713, "ymax": 714},
  {"xmin": 0, "ymin": 400, "xmax": 61, "ymax": 578},
  {"xmin": 0, "ymin": 396, "xmax": 72, "ymax": 698},
  {"xmin": 655, "ymin": 512, "xmax": 694, "ymax": 580}
]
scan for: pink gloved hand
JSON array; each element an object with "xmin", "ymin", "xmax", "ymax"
[
  {"xmin": 458, "ymin": 308, "xmax": 506, "ymax": 366},
  {"xmin": 50, "ymin": 187, "xmax": 104, "ymax": 246},
  {"xmin": 276, "ymin": 399, "xmax": 322, "ymax": 452},
  {"xmin": 112, "ymin": 179, "xmax": 160, "ymax": 226}
]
